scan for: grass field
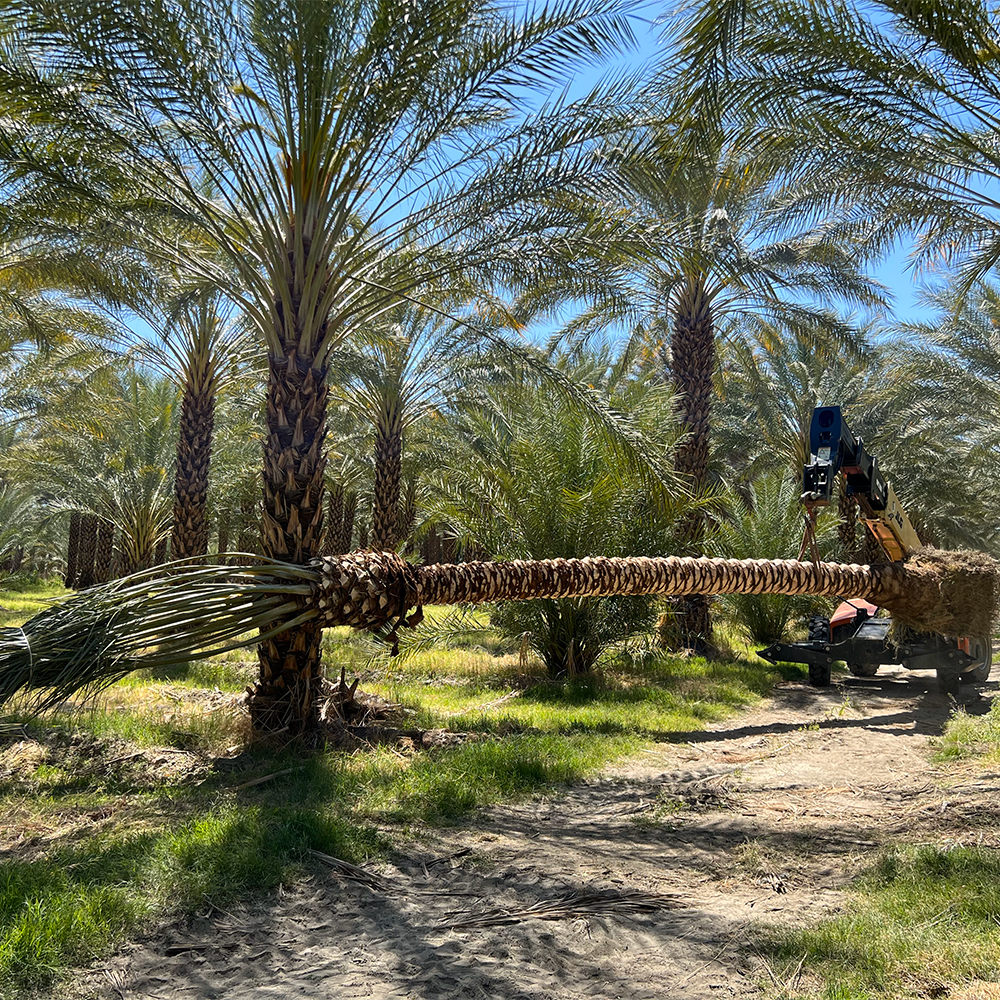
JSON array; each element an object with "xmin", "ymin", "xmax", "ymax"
[
  {"xmin": 5, "ymin": 579, "xmax": 999, "ymax": 1000},
  {"xmin": 0, "ymin": 579, "xmax": 802, "ymax": 998}
]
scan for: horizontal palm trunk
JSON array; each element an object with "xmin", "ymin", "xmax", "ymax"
[
  {"xmin": 3, "ymin": 550, "xmax": 993, "ymax": 715},
  {"xmin": 309, "ymin": 549, "xmax": 995, "ymax": 640}
]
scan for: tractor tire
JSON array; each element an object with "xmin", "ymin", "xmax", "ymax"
[
  {"xmin": 937, "ymin": 665, "xmax": 962, "ymax": 697},
  {"xmin": 831, "ymin": 623, "xmax": 857, "ymax": 644},
  {"xmin": 807, "ymin": 616, "xmax": 830, "ymax": 643},
  {"xmin": 808, "ymin": 660, "xmax": 833, "ymax": 687},
  {"xmin": 964, "ymin": 637, "xmax": 993, "ymax": 683},
  {"xmin": 848, "ymin": 662, "xmax": 879, "ymax": 677}
]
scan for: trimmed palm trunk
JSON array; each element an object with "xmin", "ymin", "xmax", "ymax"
[
  {"xmin": 95, "ymin": 519, "xmax": 115, "ymax": 583},
  {"xmin": 65, "ymin": 510, "xmax": 82, "ymax": 588},
  {"xmin": 372, "ymin": 397, "xmax": 403, "ymax": 551},
  {"xmin": 324, "ymin": 482, "xmax": 345, "ymax": 556},
  {"xmin": 76, "ymin": 514, "xmax": 98, "ymax": 589},
  {"xmin": 3, "ymin": 549, "xmax": 996, "ymax": 716},
  {"xmin": 669, "ymin": 272, "xmax": 716, "ymax": 651},
  {"xmin": 838, "ymin": 479, "xmax": 858, "ymax": 563},
  {"xmin": 171, "ymin": 374, "xmax": 216, "ymax": 558},
  {"xmin": 251, "ymin": 347, "xmax": 328, "ymax": 734}
]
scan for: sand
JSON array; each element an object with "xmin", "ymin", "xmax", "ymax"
[{"xmin": 70, "ymin": 664, "xmax": 1000, "ymax": 1000}]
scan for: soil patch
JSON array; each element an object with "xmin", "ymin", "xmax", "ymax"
[{"xmin": 67, "ymin": 665, "xmax": 1000, "ymax": 999}]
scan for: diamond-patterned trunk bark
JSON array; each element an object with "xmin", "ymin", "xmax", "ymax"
[
  {"xmin": 95, "ymin": 519, "xmax": 115, "ymax": 584},
  {"xmin": 323, "ymin": 482, "xmax": 344, "ymax": 556},
  {"xmin": 76, "ymin": 514, "xmax": 98, "ymax": 589},
  {"xmin": 837, "ymin": 480, "xmax": 858, "ymax": 563},
  {"xmin": 251, "ymin": 347, "xmax": 328, "ymax": 735},
  {"xmin": 65, "ymin": 511, "xmax": 82, "ymax": 589},
  {"xmin": 171, "ymin": 380, "xmax": 215, "ymax": 559},
  {"xmin": 338, "ymin": 491, "xmax": 357, "ymax": 554},
  {"xmin": 305, "ymin": 548, "xmax": 995, "ymax": 642},
  {"xmin": 372, "ymin": 400, "xmax": 403, "ymax": 551},
  {"xmin": 669, "ymin": 273, "xmax": 716, "ymax": 651}
]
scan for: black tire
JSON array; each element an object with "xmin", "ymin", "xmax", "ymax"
[
  {"xmin": 848, "ymin": 662, "xmax": 879, "ymax": 677},
  {"xmin": 964, "ymin": 637, "xmax": 993, "ymax": 683},
  {"xmin": 808, "ymin": 616, "xmax": 830, "ymax": 643},
  {"xmin": 808, "ymin": 660, "xmax": 833, "ymax": 687},
  {"xmin": 937, "ymin": 665, "xmax": 962, "ymax": 696},
  {"xmin": 831, "ymin": 622, "xmax": 857, "ymax": 644}
]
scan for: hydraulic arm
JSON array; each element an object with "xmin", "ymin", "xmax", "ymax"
[
  {"xmin": 756, "ymin": 406, "xmax": 992, "ymax": 692},
  {"xmin": 801, "ymin": 406, "xmax": 921, "ymax": 562}
]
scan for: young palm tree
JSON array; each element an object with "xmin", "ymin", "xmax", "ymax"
[
  {"xmin": 1, "ymin": 0, "xmax": 648, "ymax": 733},
  {"xmin": 137, "ymin": 289, "xmax": 254, "ymax": 559},
  {"xmin": 426, "ymin": 343, "xmax": 692, "ymax": 674}
]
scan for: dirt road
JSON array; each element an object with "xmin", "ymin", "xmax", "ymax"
[{"xmin": 81, "ymin": 667, "xmax": 1000, "ymax": 1000}]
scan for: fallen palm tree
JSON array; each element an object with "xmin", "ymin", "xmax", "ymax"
[{"xmin": 0, "ymin": 547, "xmax": 996, "ymax": 723}]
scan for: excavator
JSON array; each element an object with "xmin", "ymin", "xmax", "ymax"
[{"xmin": 756, "ymin": 406, "xmax": 993, "ymax": 694}]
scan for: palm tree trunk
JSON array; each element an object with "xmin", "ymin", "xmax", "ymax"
[
  {"xmin": 171, "ymin": 380, "xmax": 215, "ymax": 559},
  {"xmin": 154, "ymin": 536, "xmax": 169, "ymax": 566},
  {"xmin": 372, "ymin": 398, "xmax": 403, "ymax": 551},
  {"xmin": 668, "ymin": 272, "xmax": 716, "ymax": 651},
  {"xmin": 94, "ymin": 519, "xmax": 115, "ymax": 584},
  {"xmin": 307, "ymin": 550, "xmax": 988, "ymax": 640},
  {"xmin": 76, "ymin": 514, "xmax": 98, "ymax": 589},
  {"xmin": 324, "ymin": 481, "xmax": 344, "ymax": 555},
  {"xmin": 252, "ymin": 347, "xmax": 328, "ymax": 735},
  {"xmin": 339, "ymin": 490, "xmax": 357, "ymax": 554},
  {"xmin": 65, "ymin": 511, "xmax": 82, "ymax": 588},
  {"xmin": 838, "ymin": 479, "xmax": 858, "ymax": 563}
]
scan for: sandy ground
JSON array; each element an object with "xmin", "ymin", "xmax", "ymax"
[{"xmin": 73, "ymin": 665, "xmax": 1000, "ymax": 1000}]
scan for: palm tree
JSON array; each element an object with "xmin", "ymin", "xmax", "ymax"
[
  {"xmin": 600, "ymin": 125, "xmax": 883, "ymax": 649},
  {"xmin": 13, "ymin": 370, "xmax": 178, "ymax": 576},
  {"xmin": 2, "ymin": 0, "xmax": 650, "ymax": 733},
  {"xmin": 662, "ymin": 0, "xmax": 1000, "ymax": 296},
  {"xmin": 7, "ymin": 541, "xmax": 992, "ymax": 713},
  {"xmin": 334, "ymin": 303, "xmax": 503, "ymax": 552},
  {"xmin": 136, "ymin": 289, "xmax": 255, "ymax": 559}
]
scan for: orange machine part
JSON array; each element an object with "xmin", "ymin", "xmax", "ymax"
[{"xmin": 830, "ymin": 599, "xmax": 879, "ymax": 632}]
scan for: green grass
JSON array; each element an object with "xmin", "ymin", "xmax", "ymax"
[
  {"xmin": 755, "ymin": 845, "xmax": 1000, "ymax": 999},
  {"xmin": 935, "ymin": 697, "xmax": 1000, "ymax": 763},
  {"xmin": 0, "ymin": 579, "xmax": 70, "ymax": 629},
  {"xmin": 0, "ymin": 582, "xmax": 804, "ymax": 998}
]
